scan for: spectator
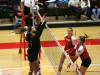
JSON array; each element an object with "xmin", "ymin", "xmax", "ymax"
[
  {"xmin": 68, "ymin": 0, "xmax": 81, "ymax": 21},
  {"xmin": 21, "ymin": 0, "xmax": 38, "ymax": 26},
  {"xmin": 57, "ymin": 0, "xmax": 69, "ymax": 4},
  {"xmin": 10, "ymin": 6, "xmax": 22, "ymax": 33},
  {"xmin": 91, "ymin": 0, "xmax": 100, "ymax": 21},
  {"xmin": 81, "ymin": 0, "xmax": 90, "ymax": 19}
]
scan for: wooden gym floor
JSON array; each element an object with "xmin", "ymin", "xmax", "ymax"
[{"xmin": 0, "ymin": 23, "xmax": 100, "ymax": 75}]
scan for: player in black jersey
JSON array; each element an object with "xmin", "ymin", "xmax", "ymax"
[{"xmin": 15, "ymin": 15, "xmax": 49, "ymax": 75}]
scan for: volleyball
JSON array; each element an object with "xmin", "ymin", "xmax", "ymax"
[{"xmin": 33, "ymin": 5, "xmax": 40, "ymax": 11}]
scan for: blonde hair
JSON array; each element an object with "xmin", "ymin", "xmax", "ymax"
[{"xmin": 67, "ymin": 27, "xmax": 73, "ymax": 35}]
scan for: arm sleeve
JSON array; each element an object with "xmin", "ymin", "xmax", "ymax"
[
  {"xmin": 67, "ymin": 48, "xmax": 75, "ymax": 54},
  {"xmin": 36, "ymin": 22, "xmax": 42, "ymax": 30},
  {"xmin": 76, "ymin": 45, "xmax": 84, "ymax": 57},
  {"xmin": 87, "ymin": 0, "xmax": 90, "ymax": 7},
  {"xmin": 32, "ymin": 22, "xmax": 46, "ymax": 40},
  {"xmin": 81, "ymin": 0, "xmax": 84, "ymax": 8},
  {"xmin": 68, "ymin": 0, "xmax": 71, "ymax": 4},
  {"xmin": 72, "ymin": 45, "xmax": 84, "ymax": 62}
]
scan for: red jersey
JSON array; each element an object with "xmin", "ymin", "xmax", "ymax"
[
  {"xmin": 75, "ymin": 44, "xmax": 89, "ymax": 60},
  {"xmin": 64, "ymin": 34, "xmax": 76, "ymax": 54}
]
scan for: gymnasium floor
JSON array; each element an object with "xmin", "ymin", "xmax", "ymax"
[{"xmin": 0, "ymin": 24, "xmax": 100, "ymax": 75}]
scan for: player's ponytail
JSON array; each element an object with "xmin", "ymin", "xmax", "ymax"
[
  {"xmin": 79, "ymin": 32, "xmax": 89, "ymax": 44},
  {"xmin": 83, "ymin": 31, "xmax": 89, "ymax": 38},
  {"xmin": 26, "ymin": 32, "xmax": 35, "ymax": 41},
  {"xmin": 15, "ymin": 27, "xmax": 26, "ymax": 34}
]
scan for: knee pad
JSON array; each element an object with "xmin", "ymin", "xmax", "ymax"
[
  {"xmin": 34, "ymin": 70, "xmax": 39, "ymax": 75},
  {"xmin": 39, "ymin": 68, "xmax": 40, "ymax": 70},
  {"xmin": 29, "ymin": 70, "xmax": 33, "ymax": 74},
  {"xmin": 59, "ymin": 63, "xmax": 63, "ymax": 67},
  {"xmin": 39, "ymin": 61, "xmax": 41, "ymax": 69}
]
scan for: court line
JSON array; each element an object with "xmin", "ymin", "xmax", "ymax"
[
  {"xmin": 41, "ymin": 46, "xmax": 57, "ymax": 75},
  {"xmin": 0, "ymin": 64, "xmax": 100, "ymax": 71}
]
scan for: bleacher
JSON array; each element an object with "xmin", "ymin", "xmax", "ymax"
[{"xmin": 0, "ymin": 0, "xmax": 100, "ymax": 29}]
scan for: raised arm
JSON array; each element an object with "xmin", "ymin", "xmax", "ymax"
[
  {"xmin": 36, "ymin": 22, "xmax": 42, "ymax": 30},
  {"xmin": 67, "ymin": 45, "xmax": 84, "ymax": 68},
  {"xmin": 31, "ymin": 22, "xmax": 46, "ymax": 40}
]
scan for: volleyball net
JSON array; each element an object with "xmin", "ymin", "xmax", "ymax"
[{"xmin": 40, "ymin": 24, "xmax": 81, "ymax": 75}]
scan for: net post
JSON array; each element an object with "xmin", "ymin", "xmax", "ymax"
[
  {"xmin": 19, "ymin": 13, "xmax": 27, "ymax": 60},
  {"xmin": 19, "ymin": 13, "xmax": 24, "ymax": 53},
  {"xmin": 22, "ymin": 13, "xmax": 26, "ymax": 60},
  {"xmin": 19, "ymin": 33, "xmax": 22, "ymax": 53}
]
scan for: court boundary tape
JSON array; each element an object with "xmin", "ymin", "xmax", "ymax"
[{"xmin": 0, "ymin": 64, "xmax": 100, "ymax": 71}]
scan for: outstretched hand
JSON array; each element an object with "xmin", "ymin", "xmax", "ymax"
[
  {"xmin": 35, "ymin": 11, "xmax": 49, "ymax": 22},
  {"xmin": 42, "ymin": 14, "xmax": 49, "ymax": 22}
]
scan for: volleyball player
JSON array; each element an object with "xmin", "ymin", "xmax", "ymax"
[
  {"xmin": 16, "ymin": 15, "xmax": 49, "ymax": 75},
  {"xmin": 67, "ymin": 33, "xmax": 92, "ymax": 75},
  {"xmin": 58, "ymin": 27, "xmax": 76, "ymax": 75}
]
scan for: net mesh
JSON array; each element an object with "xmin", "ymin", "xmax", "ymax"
[{"xmin": 40, "ymin": 25, "xmax": 79, "ymax": 75}]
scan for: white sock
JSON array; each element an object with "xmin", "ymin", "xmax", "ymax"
[
  {"xmin": 34, "ymin": 70, "xmax": 39, "ymax": 75},
  {"xmin": 58, "ymin": 72, "xmax": 61, "ymax": 75},
  {"xmin": 29, "ymin": 70, "xmax": 33, "ymax": 73},
  {"xmin": 24, "ymin": 26, "xmax": 28, "ymax": 35}
]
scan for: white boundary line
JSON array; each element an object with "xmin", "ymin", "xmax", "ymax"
[
  {"xmin": 41, "ymin": 46, "xmax": 57, "ymax": 75},
  {"xmin": 0, "ymin": 64, "xmax": 99, "ymax": 70}
]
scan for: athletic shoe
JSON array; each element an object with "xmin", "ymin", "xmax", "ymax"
[
  {"xmin": 96, "ymin": 19, "xmax": 99, "ymax": 21},
  {"xmin": 93, "ymin": 18, "xmax": 96, "ymax": 21},
  {"xmin": 83, "ymin": 15, "xmax": 87, "ymax": 20},
  {"xmin": 10, "ymin": 30, "xmax": 14, "ymax": 33}
]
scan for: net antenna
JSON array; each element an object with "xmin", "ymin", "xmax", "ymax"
[{"xmin": 36, "ymin": 11, "xmax": 81, "ymax": 75}]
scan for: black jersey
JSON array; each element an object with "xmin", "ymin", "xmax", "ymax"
[
  {"xmin": 26, "ymin": 22, "xmax": 46, "ymax": 62},
  {"xmin": 15, "ymin": 10, "xmax": 22, "ymax": 19}
]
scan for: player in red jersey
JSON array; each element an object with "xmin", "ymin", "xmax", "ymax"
[
  {"xmin": 67, "ymin": 32, "xmax": 92, "ymax": 75},
  {"xmin": 58, "ymin": 27, "xmax": 76, "ymax": 75}
]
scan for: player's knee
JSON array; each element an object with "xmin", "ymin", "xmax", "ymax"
[
  {"xmin": 39, "ymin": 61, "xmax": 41, "ymax": 70},
  {"xmin": 29, "ymin": 70, "xmax": 33, "ymax": 74},
  {"xmin": 34, "ymin": 70, "xmax": 39, "ymax": 75},
  {"xmin": 59, "ymin": 63, "xmax": 63, "ymax": 67}
]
